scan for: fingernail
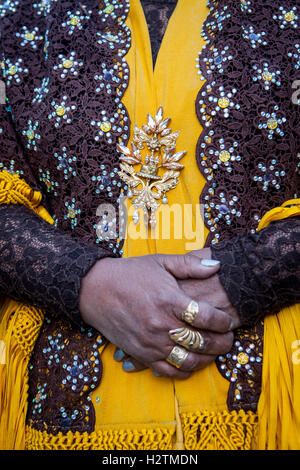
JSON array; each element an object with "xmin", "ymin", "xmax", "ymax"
[
  {"xmin": 153, "ymin": 371, "xmax": 161, "ymax": 377},
  {"xmin": 122, "ymin": 361, "xmax": 135, "ymax": 372},
  {"xmin": 201, "ymin": 259, "xmax": 220, "ymax": 267},
  {"xmin": 114, "ymin": 349, "xmax": 125, "ymax": 362}
]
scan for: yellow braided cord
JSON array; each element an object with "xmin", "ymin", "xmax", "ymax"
[
  {"xmin": 25, "ymin": 426, "xmax": 175, "ymax": 450},
  {"xmin": 0, "ymin": 170, "xmax": 50, "ymax": 450},
  {"xmin": 181, "ymin": 410, "xmax": 258, "ymax": 450}
]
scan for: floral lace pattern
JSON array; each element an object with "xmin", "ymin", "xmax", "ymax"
[
  {"xmin": 1, "ymin": 0, "xmax": 131, "ymax": 254},
  {"xmin": 196, "ymin": 0, "xmax": 300, "ymax": 411},
  {"xmin": 27, "ymin": 312, "xmax": 104, "ymax": 434},
  {"xmin": 195, "ymin": 0, "xmax": 299, "ymax": 247}
]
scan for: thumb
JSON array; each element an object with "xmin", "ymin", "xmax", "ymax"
[{"xmin": 158, "ymin": 253, "xmax": 220, "ymax": 280}]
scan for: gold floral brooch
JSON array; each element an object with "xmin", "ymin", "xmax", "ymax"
[{"xmin": 117, "ymin": 106, "xmax": 186, "ymax": 227}]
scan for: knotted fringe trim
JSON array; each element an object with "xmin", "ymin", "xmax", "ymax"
[
  {"xmin": 181, "ymin": 410, "xmax": 258, "ymax": 450},
  {"xmin": 25, "ymin": 425, "xmax": 175, "ymax": 450},
  {"xmin": 25, "ymin": 411, "xmax": 258, "ymax": 450},
  {"xmin": 0, "ymin": 301, "xmax": 45, "ymax": 450}
]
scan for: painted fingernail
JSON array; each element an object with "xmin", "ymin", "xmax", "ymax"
[
  {"xmin": 201, "ymin": 259, "xmax": 220, "ymax": 267},
  {"xmin": 114, "ymin": 349, "xmax": 125, "ymax": 362},
  {"xmin": 153, "ymin": 371, "xmax": 161, "ymax": 377},
  {"xmin": 122, "ymin": 361, "xmax": 135, "ymax": 372}
]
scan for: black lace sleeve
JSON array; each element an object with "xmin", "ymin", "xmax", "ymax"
[
  {"xmin": 211, "ymin": 217, "xmax": 300, "ymax": 327},
  {"xmin": 0, "ymin": 204, "xmax": 114, "ymax": 324}
]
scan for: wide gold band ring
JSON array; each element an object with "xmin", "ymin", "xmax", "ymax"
[
  {"xmin": 182, "ymin": 300, "xmax": 199, "ymax": 325},
  {"xmin": 166, "ymin": 345, "xmax": 189, "ymax": 369},
  {"xmin": 169, "ymin": 327, "xmax": 205, "ymax": 351}
]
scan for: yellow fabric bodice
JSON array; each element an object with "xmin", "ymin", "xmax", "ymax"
[
  {"xmin": 92, "ymin": 0, "xmax": 232, "ymax": 448},
  {"xmin": 122, "ymin": 0, "xmax": 209, "ymax": 257}
]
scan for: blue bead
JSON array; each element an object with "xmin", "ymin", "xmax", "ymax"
[
  {"xmin": 264, "ymin": 173, "xmax": 273, "ymax": 183},
  {"xmin": 101, "ymin": 175, "xmax": 111, "ymax": 185},
  {"xmin": 219, "ymin": 204, "xmax": 230, "ymax": 215},
  {"xmin": 214, "ymin": 55, "xmax": 223, "ymax": 64},
  {"xmin": 104, "ymin": 72, "xmax": 113, "ymax": 82},
  {"xmin": 70, "ymin": 366, "xmax": 79, "ymax": 377},
  {"xmin": 61, "ymin": 417, "xmax": 71, "ymax": 427}
]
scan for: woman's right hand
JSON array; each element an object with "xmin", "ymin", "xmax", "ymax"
[{"xmin": 79, "ymin": 253, "xmax": 234, "ymax": 378}]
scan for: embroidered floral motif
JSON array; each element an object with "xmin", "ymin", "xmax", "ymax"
[
  {"xmin": 54, "ymin": 147, "xmax": 77, "ymax": 180},
  {"xmin": 64, "ymin": 197, "xmax": 81, "ymax": 230},
  {"xmin": 273, "ymin": 6, "xmax": 298, "ymax": 30},
  {"xmin": 53, "ymin": 52, "xmax": 83, "ymax": 79},
  {"xmin": 48, "ymin": 96, "xmax": 77, "ymax": 128},
  {"xmin": 2, "ymin": 57, "xmax": 28, "ymax": 85},
  {"xmin": 33, "ymin": 0, "xmax": 57, "ymax": 17},
  {"xmin": 252, "ymin": 61, "xmax": 281, "ymax": 91},
  {"xmin": 0, "ymin": 0, "xmax": 19, "ymax": 18},
  {"xmin": 15, "ymin": 25, "xmax": 43, "ymax": 49},
  {"xmin": 62, "ymin": 5, "xmax": 93, "ymax": 35},
  {"xmin": 38, "ymin": 168, "xmax": 59, "ymax": 196},
  {"xmin": 22, "ymin": 120, "xmax": 40, "ymax": 151},
  {"xmin": 32, "ymin": 77, "xmax": 50, "ymax": 103}
]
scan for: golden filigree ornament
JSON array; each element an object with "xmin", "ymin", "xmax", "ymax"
[{"xmin": 117, "ymin": 106, "xmax": 186, "ymax": 227}]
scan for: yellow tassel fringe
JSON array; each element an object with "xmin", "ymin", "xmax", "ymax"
[
  {"xmin": 181, "ymin": 410, "xmax": 258, "ymax": 450},
  {"xmin": 25, "ymin": 411, "xmax": 258, "ymax": 450},
  {"xmin": 25, "ymin": 425, "xmax": 175, "ymax": 450}
]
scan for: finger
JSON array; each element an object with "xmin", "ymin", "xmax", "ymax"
[
  {"xmin": 179, "ymin": 352, "xmax": 217, "ymax": 372},
  {"xmin": 163, "ymin": 344, "xmax": 218, "ymax": 373},
  {"xmin": 159, "ymin": 253, "xmax": 220, "ymax": 280},
  {"xmin": 172, "ymin": 297, "xmax": 232, "ymax": 333},
  {"xmin": 169, "ymin": 329, "xmax": 234, "ymax": 356},
  {"xmin": 165, "ymin": 344, "xmax": 219, "ymax": 373},
  {"xmin": 114, "ymin": 348, "xmax": 127, "ymax": 362},
  {"xmin": 151, "ymin": 360, "xmax": 192, "ymax": 379},
  {"xmin": 122, "ymin": 357, "xmax": 148, "ymax": 372}
]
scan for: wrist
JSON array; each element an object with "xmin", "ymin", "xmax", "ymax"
[{"xmin": 79, "ymin": 256, "xmax": 113, "ymax": 326}]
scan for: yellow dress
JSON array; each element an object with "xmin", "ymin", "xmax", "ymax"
[{"xmin": 1, "ymin": 0, "xmax": 300, "ymax": 450}]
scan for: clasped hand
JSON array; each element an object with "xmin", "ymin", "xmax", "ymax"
[{"xmin": 79, "ymin": 248, "xmax": 241, "ymax": 379}]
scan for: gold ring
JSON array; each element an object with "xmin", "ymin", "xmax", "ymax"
[
  {"xmin": 182, "ymin": 300, "xmax": 199, "ymax": 325},
  {"xmin": 166, "ymin": 345, "xmax": 189, "ymax": 369},
  {"xmin": 169, "ymin": 327, "xmax": 205, "ymax": 351}
]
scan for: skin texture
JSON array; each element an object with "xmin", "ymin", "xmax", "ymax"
[{"xmin": 79, "ymin": 249, "xmax": 239, "ymax": 378}]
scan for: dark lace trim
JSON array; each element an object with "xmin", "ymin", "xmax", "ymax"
[
  {"xmin": 195, "ymin": 0, "xmax": 300, "ymax": 412},
  {"xmin": 216, "ymin": 321, "xmax": 264, "ymax": 412},
  {"xmin": 141, "ymin": 0, "xmax": 177, "ymax": 66},
  {"xmin": 211, "ymin": 217, "xmax": 300, "ymax": 327},
  {"xmin": 195, "ymin": 0, "xmax": 299, "ymax": 247},
  {"xmin": 0, "ymin": 204, "xmax": 114, "ymax": 326},
  {"xmin": 27, "ymin": 312, "xmax": 105, "ymax": 435}
]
